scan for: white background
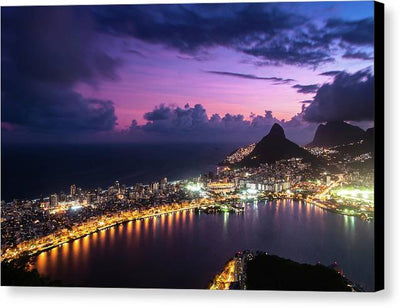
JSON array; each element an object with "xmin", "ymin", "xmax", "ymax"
[{"xmin": 1, "ymin": 0, "xmax": 398, "ymax": 307}]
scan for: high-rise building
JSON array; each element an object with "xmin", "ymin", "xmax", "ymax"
[
  {"xmin": 87, "ymin": 193, "xmax": 96, "ymax": 204},
  {"xmin": 274, "ymin": 183, "xmax": 282, "ymax": 192},
  {"xmin": 59, "ymin": 192, "xmax": 67, "ymax": 202},
  {"xmin": 150, "ymin": 182, "xmax": 159, "ymax": 192},
  {"xmin": 50, "ymin": 194, "xmax": 58, "ymax": 208},
  {"xmin": 114, "ymin": 181, "xmax": 120, "ymax": 193},
  {"xmin": 70, "ymin": 184, "xmax": 76, "ymax": 197},
  {"xmin": 159, "ymin": 177, "xmax": 168, "ymax": 190},
  {"xmin": 282, "ymin": 182, "xmax": 290, "ymax": 190},
  {"xmin": 326, "ymin": 175, "xmax": 331, "ymax": 186}
]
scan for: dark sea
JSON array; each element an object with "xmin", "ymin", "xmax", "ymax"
[{"xmin": 1, "ymin": 143, "xmax": 241, "ymax": 202}]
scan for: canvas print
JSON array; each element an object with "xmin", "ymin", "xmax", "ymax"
[{"xmin": 1, "ymin": 1, "xmax": 383, "ymax": 291}]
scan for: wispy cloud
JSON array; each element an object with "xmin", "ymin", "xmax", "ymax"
[
  {"xmin": 124, "ymin": 49, "xmax": 146, "ymax": 58},
  {"xmin": 205, "ymin": 70, "xmax": 295, "ymax": 84},
  {"xmin": 319, "ymin": 70, "xmax": 342, "ymax": 76}
]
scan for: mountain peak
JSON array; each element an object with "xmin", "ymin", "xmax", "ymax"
[
  {"xmin": 307, "ymin": 121, "xmax": 365, "ymax": 147},
  {"xmin": 237, "ymin": 123, "xmax": 318, "ymax": 167},
  {"xmin": 268, "ymin": 123, "xmax": 285, "ymax": 138}
]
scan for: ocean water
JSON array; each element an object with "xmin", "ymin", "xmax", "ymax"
[{"xmin": 1, "ymin": 142, "xmax": 241, "ymax": 202}]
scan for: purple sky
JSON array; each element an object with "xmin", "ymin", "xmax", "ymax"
[
  {"xmin": 76, "ymin": 41, "xmax": 371, "ymax": 129},
  {"xmin": 1, "ymin": 1, "xmax": 375, "ymax": 144}
]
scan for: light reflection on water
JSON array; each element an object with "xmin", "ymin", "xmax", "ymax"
[
  {"xmin": 144, "ymin": 217, "xmax": 149, "ymax": 237},
  {"xmin": 223, "ymin": 212, "xmax": 229, "ymax": 236},
  {"xmin": 33, "ymin": 200, "xmax": 374, "ymax": 290}
]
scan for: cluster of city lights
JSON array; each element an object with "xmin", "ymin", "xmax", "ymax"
[
  {"xmin": 239, "ymin": 188, "xmax": 259, "ymax": 200},
  {"xmin": 336, "ymin": 189, "xmax": 374, "ymax": 202},
  {"xmin": 186, "ymin": 183, "xmax": 203, "ymax": 192}
]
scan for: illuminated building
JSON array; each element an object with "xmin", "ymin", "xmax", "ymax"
[
  {"xmin": 233, "ymin": 250, "xmax": 254, "ymax": 289},
  {"xmin": 326, "ymin": 175, "xmax": 331, "ymax": 186},
  {"xmin": 234, "ymin": 252, "xmax": 244, "ymax": 282},
  {"xmin": 87, "ymin": 193, "xmax": 96, "ymax": 204},
  {"xmin": 50, "ymin": 194, "xmax": 58, "ymax": 208},
  {"xmin": 70, "ymin": 184, "xmax": 76, "ymax": 197},
  {"xmin": 150, "ymin": 182, "xmax": 159, "ymax": 192},
  {"xmin": 159, "ymin": 177, "xmax": 168, "ymax": 189},
  {"xmin": 282, "ymin": 182, "xmax": 290, "ymax": 190},
  {"xmin": 246, "ymin": 183, "xmax": 256, "ymax": 190},
  {"xmin": 207, "ymin": 182, "xmax": 235, "ymax": 194},
  {"xmin": 59, "ymin": 193, "xmax": 67, "ymax": 202},
  {"xmin": 114, "ymin": 181, "xmax": 120, "ymax": 193}
]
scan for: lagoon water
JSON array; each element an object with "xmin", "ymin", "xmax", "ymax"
[{"xmin": 33, "ymin": 200, "xmax": 375, "ymax": 290}]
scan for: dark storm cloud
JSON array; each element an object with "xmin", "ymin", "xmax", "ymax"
[
  {"xmin": 324, "ymin": 18, "xmax": 374, "ymax": 46},
  {"xmin": 239, "ymin": 16, "xmax": 374, "ymax": 67},
  {"xmin": 92, "ymin": 4, "xmax": 306, "ymax": 54},
  {"xmin": 241, "ymin": 41, "xmax": 334, "ymax": 67},
  {"xmin": 206, "ymin": 71, "xmax": 294, "ymax": 84},
  {"xmin": 342, "ymin": 51, "xmax": 374, "ymax": 60},
  {"xmin": 91, "ymin": 3, "xmax": 367, "ymax": 67},
  {"xmin": 2, "ymin": 72, "xmax": 117, "ymax": 132},
  {"xmin": 303, "ymin": 69, "xmax": 374, "ymax": 122},
  {"xmin": 2, "ymin": 6, "xmax": 119, "ymax": 133},
  {"xmin": 292, "ymin": 84, "xmax": 319, "ymax": 94}
]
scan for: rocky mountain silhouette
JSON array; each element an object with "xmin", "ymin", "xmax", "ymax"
[
  {"xmin": 239, "ymin": 123, "xmax": 318, "ymax": 167},
  {"xmin": 307, "ymin": 121, "xmax": 365, "ymax": 147}
]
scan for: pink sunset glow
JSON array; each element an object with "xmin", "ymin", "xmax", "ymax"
[{"xmin": 75, "ymin": 41, "xmax": 371, "ymax": 130}]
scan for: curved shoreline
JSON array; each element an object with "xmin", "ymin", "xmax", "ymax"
[
  {"xmin": 1, "ymin": 205, "xmax": 199, "ymax": 262},
  {"xmin": 2, "ymin": 197, "xmax": 373, "ymax": 263}
]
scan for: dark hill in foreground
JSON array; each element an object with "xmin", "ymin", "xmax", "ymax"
[
  {"xmin": 307, "ymin": 121, "xmax": 365, "ymax": 147},
  {"xmin": 239, "ymin": 123, "xmax": 319, "ymax": 167},
  {"xmin": 1, "ymin": 260, "xmax": 62, "ymax": 286},
  {"xmin": 246, "ymin": 254, "xmax": 352, "ymax": 291}
]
